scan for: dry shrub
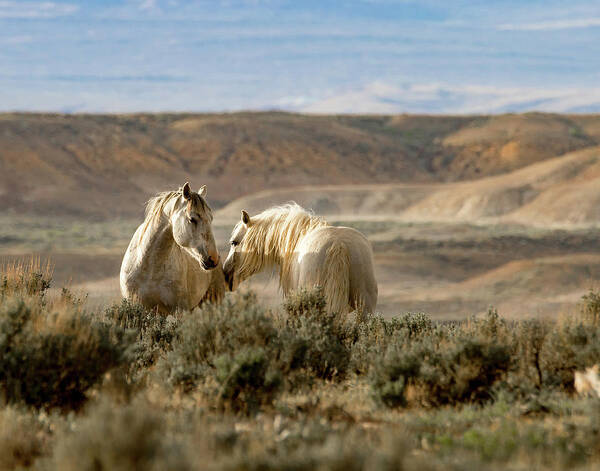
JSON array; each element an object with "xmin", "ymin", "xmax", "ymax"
[
  {"xmin": 540, "ymin": 321, "xmax": 600, "ymax": 390},
  {"xmin": 512, "ymin": 319, "xmax": 549, "ymax": 391},
  {"xmin": 42, "ymin": 401, "xmax": 427, "ymax": 471},
  {"xmin": 371, "ymin": 310, "xmax": 513, "ymax": 408},
  {"xmin": 104, "ymin": 299, "xmax": 179, "ymax": 378},
  {"xmin": 279, "ymin": 287, "xmax": 351, "ymax": 381},
  {"xmin": 214, "ymin": 346, "xmax": 282, "ymax": 414},
  {"xmin": 45, "ymin": 398, "xmax": 191, "ymax": 471},
  {"xmin": 516, "ymin": 292, "xmax": 600, "ymax": 392},
  {"xmin": 160, "ymin": 289, "xmax": 353, "ymax": 414},
  {"xmin": 370, "ymin": 292, "xmax": 600, "ymax": 408},
  {"xmin": 350, "ymin": 311, "xmax": 433, "ymax": 375},
  {"xmin": 0, "ymin": 259, "xmax": 134, "ymax": 412},
  {"xmin": 160, "ymin": 291, "xmax": 278, "ymax": 390},
  {"xmin": 1, "ymin": 258, "xmax": 52, "ymax": 299},
  {"xmin": 581, "ymin": 290, "xmax": 600, "ymax": 326},
  {"xmin": 0, "ymin": 406, "xmax": 46, "ymax": 470}
]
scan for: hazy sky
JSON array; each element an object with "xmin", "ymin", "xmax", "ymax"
[{"xmin": 1, "ymin": 0, "xmax": 599, "ymax": 113}]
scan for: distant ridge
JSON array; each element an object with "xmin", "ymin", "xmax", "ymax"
[
  {"xmin": 219, "ymin": 146, "xmax": 600, "ymax": 228},
  {"xmin": 1, "ymin": 112, "xmax": 599, "ymax": 219}
]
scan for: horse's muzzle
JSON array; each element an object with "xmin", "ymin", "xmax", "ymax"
[{"xmin": 202, "ymin": 257, "xmax": 218, "ymax": 270}]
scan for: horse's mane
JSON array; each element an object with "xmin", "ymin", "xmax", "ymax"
[
  {"xmin": 140, "ymin": 188, "xmax": 211, "ymax": 237},
  {"xmin": 237, "ymin": 203, "xmax": 328, "ymax": 292}
]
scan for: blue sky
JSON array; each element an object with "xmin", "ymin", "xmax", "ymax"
[{"xmin": 1, "ymin": 0, "xmax": 599, "ymax": 113}]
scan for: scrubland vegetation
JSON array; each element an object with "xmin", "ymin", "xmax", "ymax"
[{"xmin": 2, "ymin": 261, "xmax": 600, "ymax": 470}]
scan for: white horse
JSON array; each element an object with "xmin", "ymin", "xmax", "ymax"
[
  {"xmin": 223, "ymin": 203, "xmax": 378, "ymax": 314},
  {"xmin": 120, "ymin": 183, "xmax": 224, "ymax": 312}
]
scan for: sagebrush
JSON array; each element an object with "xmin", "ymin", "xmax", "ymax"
[{"xmin": 2, "ymin": 262, "xmax": 600, "ymax": 470}]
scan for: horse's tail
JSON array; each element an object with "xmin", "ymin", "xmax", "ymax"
[{"xmin": 321, "ymin": 241, "xmax": 350, "ymax": 314}]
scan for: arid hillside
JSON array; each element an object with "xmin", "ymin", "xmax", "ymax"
[
  {"xmin": 1, "ymin": 112, "xmax": 599, "ymax": 219},
  {"xmin": 219, "ymin": 145, "xmax": 600, "ymax": 227}
]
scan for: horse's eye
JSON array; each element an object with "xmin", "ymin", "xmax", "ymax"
[
  {"xmin": 189, "ymin": 217, "xmax": 198, "ymax": 225},
  {"xmin": 231, "ymin": 241, "xmax": 238, "ymax": 247}
]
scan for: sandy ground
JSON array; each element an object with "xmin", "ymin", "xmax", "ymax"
[{"xmin": 3, "ymin": 217, "xmax": 598, "ymax": 320}]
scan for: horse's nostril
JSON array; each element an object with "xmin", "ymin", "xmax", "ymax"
[{"xmin": 202, "ymin": 258, "xmax": 217, "ymax": 270}]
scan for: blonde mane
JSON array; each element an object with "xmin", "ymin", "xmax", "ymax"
[
  {"xmin": 140, "ymin": 190, "xmax": 179, "ymax": 237},
  {"xmin": 237, "ymin": 203, "xmax": 328, "ymax": 292},
  {"xmin": 140, "ymin": 188, "xmax": 211, "ymax": 238}
]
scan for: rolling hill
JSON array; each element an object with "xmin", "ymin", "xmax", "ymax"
[
  {"xmin": 1, "ymin": 112, "xmax": 599, "ymax": 219},
  {"xmin": 219, "ymin": 145, "xmax": 600, "ymax": 228}
]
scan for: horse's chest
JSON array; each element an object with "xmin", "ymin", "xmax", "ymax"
[
  {"xmin": 156, "ymin": 265, "xmax": 207, "ymax": 306},
  {"xmin": 126, "ymin": 252, "xmax": 208, "ymax": 310}
]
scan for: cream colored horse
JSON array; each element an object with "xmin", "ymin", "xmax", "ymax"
[
  {"xmin": 120, "ymin": 183, "xmax": 224, "ymax": 312},
  {"xmin": 223, "ymin": 203, "xmax": 378, "ymax": 314}
]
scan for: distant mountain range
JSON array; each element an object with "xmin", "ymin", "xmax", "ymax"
[{"xmin": 299, "ymin": 82, "xmax": 600, "ymax": 114}]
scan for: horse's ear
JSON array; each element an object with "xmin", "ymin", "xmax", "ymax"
[
  {"xmin": 241, "ymin": 210, "xmax": 251, "ymax": 225},
  {"xmin": 198, "ymin": 185, "xmax": 207, "ymax": 197},
  {"xmin": 182, "ymin": 182, "xmax": 192, "ymax": 200}
]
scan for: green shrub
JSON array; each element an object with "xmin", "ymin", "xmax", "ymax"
[
  {"xmin": 104, "ymin": 299, "xmax": 179, "ymax": 377},
  {"xmin": 581, "ymin": 290, "xmax": 600, "ymax": 326},
  {"xmin": 280, "ymin": 287, "xmax": 350, "ymax": 380},
  {"xmin": 417, "ymin": 336, "xmax": 513, "ymax": 406},
  {"xmin": 348, "ymin": 313, "xmax": 389, "ymax": 375},
  {"xmin": 541, "ymin": 321, "xmax": 600, "ymax": 390},
  {"xmin": 371, "ymin": 341, "xmax": 422, "ymax": 407},
  {"xmin": 161, "ymin": 289, "xmax": 354, "ymax": 413},
  {"xmin": 512, "ymin": 319, "xmax": 548, "ymax": 391},
  {"xmin": 387, "ymin": 311, "xmax": 434, "ymax": 339},
  {"xmin": 160, "ymin": 291, "xmax": 278, "ymax": 391},
  {"xmin": 350, "ymin": 312, "xmax": 434, "ymax": 375},
  {"xmin": 0, "ymin": 296, "xmax": 133, "ymax": 411},
  {"xmin": 372, "ymin": 310, "xmax": 513, "ymax": 408},
  {"xmin": 215, "ymin": 347, "xmax": 282, "ymax": 413}
]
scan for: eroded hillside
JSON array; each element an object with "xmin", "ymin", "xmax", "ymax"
[
  {"xmin": 1, "ymin": 112, "xmax": 599, "ymax": 218},
  {"xmin": 219, "ymin": 146, "xmax": 600, "ymax": 227}
]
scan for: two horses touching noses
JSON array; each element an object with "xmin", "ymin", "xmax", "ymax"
[{"xmin": 121, "ymin": 183, "xmax": 378, "ymax": 316}]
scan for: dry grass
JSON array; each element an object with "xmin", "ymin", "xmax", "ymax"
[
  {"xmin": 1, "ymin": 257, "xmax": 53, "ymax": 298},
  {"xmin": 0, "ymin": 407, "xmax": 47, "ymax": 470}
]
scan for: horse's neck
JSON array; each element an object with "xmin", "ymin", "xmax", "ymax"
[{"xmin": 137, "ymin": 218, "xmax": 180, "ymax": 271}]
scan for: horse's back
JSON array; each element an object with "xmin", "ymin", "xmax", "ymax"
[{"xmin": 296, "ymin": 226, "xmax": 377, "ymax": 314}]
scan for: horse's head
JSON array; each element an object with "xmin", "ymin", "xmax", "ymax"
[
  {"xmin": 170, "ymin": 182, "xmax": 219, "ymax": 270},
  {"xmin": 223, "ymin": 209, "xmax": 251, "ymax": 290}
]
